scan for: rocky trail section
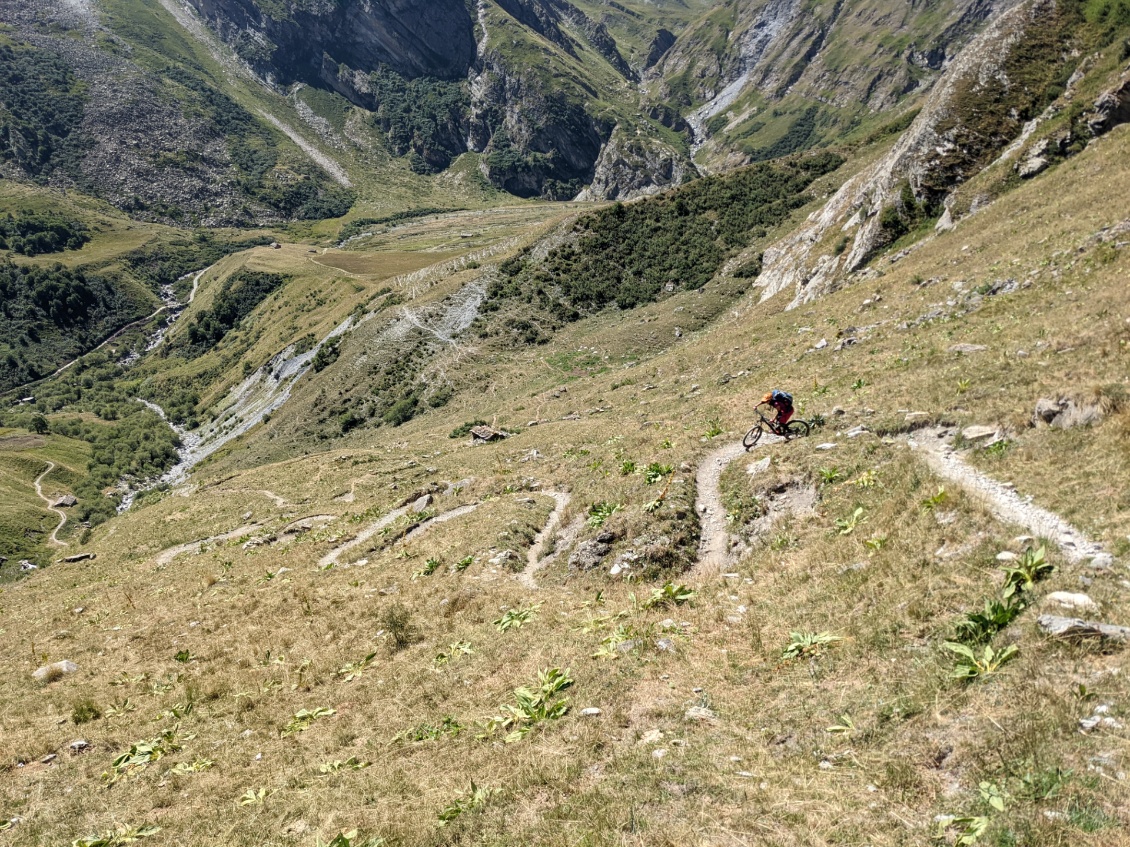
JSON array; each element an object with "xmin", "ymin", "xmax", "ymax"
[
  {"xmin": 517, "ymin": 490, "xmax": 572, "ymax": 590},
  {"xmin": 691, "ymin": 436, "xmax": 788, "ymax": 579},
  {"xmin": 401, "ymin": 504, "xmax": 480, "ymax": 544},
  {"xmin": 317, "ymin": 507, "xmax": 409, "ymax": 570},
  {"xmin": 316, "ymin": 488, "xmax": 573, "ymax": 577},
  {"xmin": 688, "ymin": 422, "xmax": 1114, "ymax": 585},
  {"xmin": 33, "ymin": 462, "xmax": 69, "ymax": 547},
  {"xmin": 907, "ymin": 427, "xmax": 1107, "ymax": 565}
]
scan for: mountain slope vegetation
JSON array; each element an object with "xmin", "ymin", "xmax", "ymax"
[{"xmin": 0, "ymin": 0, "xmax": 1129, "ymax": 845}]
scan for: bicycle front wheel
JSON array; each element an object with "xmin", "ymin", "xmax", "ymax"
[
  {"xmin": 784, "ymin": 420, "xmax": 810, "ymax": 439},
  {"xmin": 743, "ymin": 424, "xmax": 764, "ymax": 450}
]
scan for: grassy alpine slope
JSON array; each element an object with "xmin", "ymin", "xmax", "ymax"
[{"xmin": 0, "ymin": 105, "xmax": 1128, "ymax": 846}]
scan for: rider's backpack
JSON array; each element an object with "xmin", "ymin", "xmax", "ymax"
[{"xmin": 772, "ymin": 389, "xmax": 793, "ymax": 406}]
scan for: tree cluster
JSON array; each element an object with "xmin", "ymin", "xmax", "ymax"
[
  {"xmin": 368, "ymin": 65, "xmax": 469, "ymax": 173},
  {"xmin": 0, "ymin": 43, "xmax": 87, "ymax": 181},
  {"xmin": 0, "ymin": 262, "xmax": 137, "ymax": 391},
  {"xmin": 488, "ymin": 152, "xmax": 844, "ymax": 319},
  {"xmin": 0, "ymin": 211, "xmax": 90, "ymax": 256}
]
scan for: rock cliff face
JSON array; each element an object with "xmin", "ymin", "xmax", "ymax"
[
  {"xmin": 5, "ymin": 0, "xmax": 1085, "ymax": 209},
  {"xmin": 753, "ymin": 0, "xmax": 1089, "ymax": 308},
  {"xmin": 183, "ymin": 0, "xmax": 667, "ymax": 199},
  {"xmin": 186, "ymin": 0, "xmax": 476, "ymax": 83},
  {"xmin": 658, "ymin": 0, "xmax": 1000, "ymax": 164},
  {"xmin": 0, "ymin": 0, "xmax": 354, "ymax": 225},
  {"xmin": 467, "ymin": 40, "xmax": 607, "ymax": 199},
  {"xmin": 574, "ymin": 128, "xmax": 695, "ymax": 201}
]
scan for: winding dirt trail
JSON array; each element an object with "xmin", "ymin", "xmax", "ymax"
[
  {"xmin": 907, "ymin": 427, "xmax": 1105, "ymax": 564},
  {"xmin": 33, "ymin": 462, "xmax": 69, "ymax": 547},
  {"xmin": 401, "ymin": 504, "xmax": 480, "ymax": 543},
  {"xmin": 318, "ymin": 491, "xmax": 574, "ymax": 579},
  {"xmin": 517, "ymin": 490, "xmax": 572, "ymax": 590},
  {"xmin": 692, "ymin": 438, "xmax": 784, "ymax": 577},
  {"xmin": 154, "ymin": 524, "xmax": 259, "ymax": 567},
  {"xmin": 687, "ymin": 426, "xmax": 1107, "ymax": 583},
  {"xmin": 318, "ymin": 507, "xmax": 410, "ymax": 568}
]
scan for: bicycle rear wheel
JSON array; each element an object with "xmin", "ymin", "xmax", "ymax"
[
  {"xmin": 743, "ymin": 424, "xmax": 764, "ymax": 450},
  {"xmin": 784, "ymin": 420, "xmax": 810, "ymax": 439}
]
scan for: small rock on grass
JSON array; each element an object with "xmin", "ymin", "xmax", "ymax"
[
  {"xmin": 1043, "ymin": 592, "xmax": 1098, "ymax": 612},
  {"xmin": 747, "ymin": 456, "xmax": 771, "ymax": 475},
  {"xmin": 1090, "ymin": 553, "xmax": 1115, "ymax": 571},
  {"xmin": 32, "ymin": 660, "xmax": 77, "ymax": 683},
  {"xmin": 962, "ymin": 425, "xmax": 1000, "ymax": 442},
  {"xmin": 685, "ymin": 706, "xmax": 718, "ymax": 723},
  {"xmin": 580, "ymin": 707, "xmax": 602, "ymax": 717},
  {"xmin": 1037, "ymin": 615, "xmax": 1130, "ymax": 642}
]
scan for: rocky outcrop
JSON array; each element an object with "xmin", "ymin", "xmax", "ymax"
[
  {"xmin": 0, "ymin": 1, "xmax": 276, "ymax": 225},
  {"xmin": 186, "ymin": 0, "xmax": 476, "ymax": 84},
  {"xmin": 755, "ymin": 0, "xmax": 1080, "ymax": 308},
  {"xmin": 644, "ymin": 29, "xmax": 676, "ymax": 71},
  {"xmin": 575, "ymin": 127, "xmax": 696, "ymax": 201},
  {"xmin": 661, "ymin": 0, "xmax": 994, "ymax": 147},
  {"xmin": 1032, "ymin": 393, "xmax": 1115, "ymax": 429},
  {"xmin": 1086, "ymin": 71, "xmax": 1130, "ymax": 137},
  {"xmin": 469, "ymin": 53, "xmax": 604, "ymax": 198}
]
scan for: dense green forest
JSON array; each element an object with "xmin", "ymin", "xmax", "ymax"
[
  {"xmin": 0, "ymin": 42, "xmax": 88, "ymax": 182},
  {"xmin": 0, "ymin": 262, "xmax": 145, "ymax": 391},
  {"xmin": 368, "ymin": 65, "xmax": 468, "ymax": 173},
  {"xmin": 171, "ymin": 269, "xmax": 289, "ymax": 358},
  {"xmin": 487, "ymin": 151, "xmax": 844, "ymax": 320},
  {"xmin": 0, "ymin": 210, "xmax": 90, "ymax": 255},
  {"xmin": 51, "ymin": 407, "xmax": 180, "ymax": 525}
]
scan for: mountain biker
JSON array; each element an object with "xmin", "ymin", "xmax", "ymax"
[{"xmin": 761, "ymin": 389, "xmax": 794, "ymax": 427}]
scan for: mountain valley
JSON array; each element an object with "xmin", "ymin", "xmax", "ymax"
[{"xmin": 1, "ymin": 0, "xmax": 1129, "ymax": 844}]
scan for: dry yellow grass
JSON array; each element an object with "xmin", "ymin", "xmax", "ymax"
[{"xmin": 1, "ymin": 128, "xmax": 1129, "ymax": 847}]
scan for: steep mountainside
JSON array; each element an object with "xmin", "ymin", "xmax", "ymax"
[
  {"xmin": 1, "ymin": 0, "xmax": 1130, "ymax": 844},
  {"xmin": 653, "ymin": 0, "xmax": 1003, "ymax": 166},
  {"xmin": 3, "ymin": 0, "xmax": 1082, "ymax": 207},
  {"xmin": 0, "ymin": 0, "xmax": 359, "ymax": 227}
]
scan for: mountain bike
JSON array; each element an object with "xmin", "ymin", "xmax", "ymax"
[{"xmin": 742, "ymin": 403, "xmax": 811, "ymax": 449}]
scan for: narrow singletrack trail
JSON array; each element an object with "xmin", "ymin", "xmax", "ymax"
[
  {"xmin": 517, "ymin": 490, "xmax": 571, "ymax": 590},
  {"xmin": 692, "ymin": 437, "xmax": 783, "ymax": 578},
  {"xmin": 154, "ymin": 524, "xmax": 259, "ymax": 567},
  {"xmin": 907, "ymin": 427, "xmax": 1106, "ymax": 564},
  {"xmin": 401, "ymin": 504, "xmax": 480, "ymax": 543},
  {"xmin": 688, "ymin": 426, "xmax": 1107, "ymax": 583},
  {"xmin": 319, "ymin": 507, "xmax": 410, "ymax": 568},
  {"xmin": 33, "ymin": 462, "xmax": 69, "ymax": 547},
  {"xmin": 221, "ymin": 489, "xmax": 289, "ymax": 508}
]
